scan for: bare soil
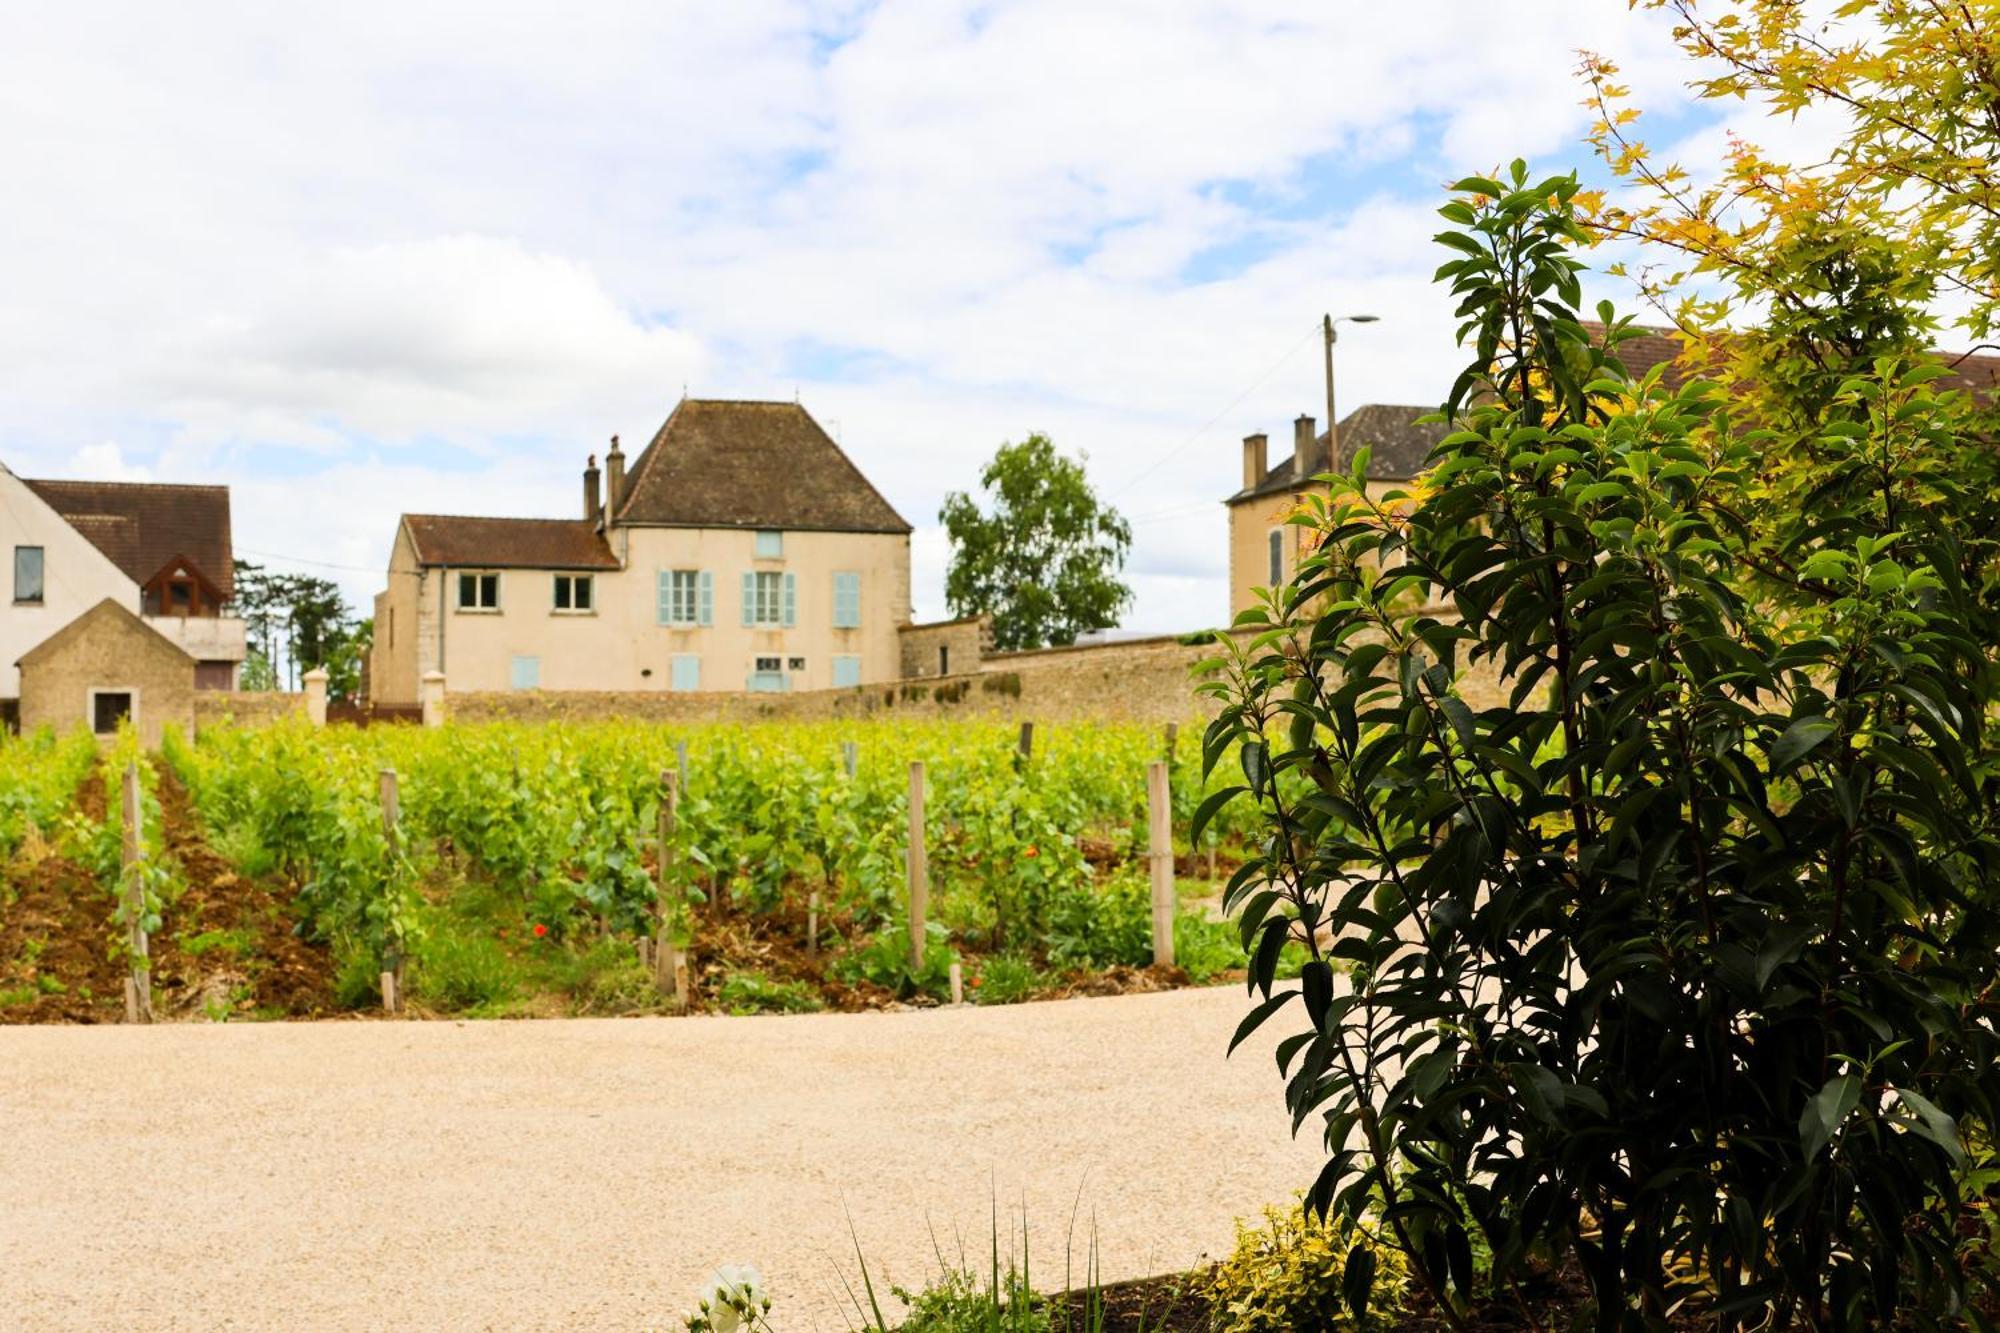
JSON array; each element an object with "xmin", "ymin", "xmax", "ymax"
[
  {"xmin": 0, "ymin": 771, "xmax": 125, "ymax": 1024},
  {"xmin": 146, "ymin": 766, "xmax": 336, "ymax": 1019}
]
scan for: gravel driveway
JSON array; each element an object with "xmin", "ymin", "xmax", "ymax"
[{"xmin": 0, "ymin": 987, "xmax": 1318, "ymax": 1332}]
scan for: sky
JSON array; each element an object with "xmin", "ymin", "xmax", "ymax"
[{"xmin": 0, "ymin": 1, "xmax": 1751, "ymax": 629}]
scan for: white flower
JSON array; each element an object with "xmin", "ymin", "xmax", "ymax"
[{"xmin": 692, "ymin": 1263, "xmax": 769, "ymax": 1333}]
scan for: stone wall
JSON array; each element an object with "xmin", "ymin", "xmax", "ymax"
[
  {"xmin": 897, "ymin": 616, "xmax": 989, "ymax": 680},
  {"xmin": 194, "ymin": 691, "xmax": 307, "ymax": 729},
  {"xmin": 447, "ymin": 622, "xmax": 1515, "ymax": 728}
]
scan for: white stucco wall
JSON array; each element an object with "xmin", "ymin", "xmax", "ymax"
[{"xmin": 0, "ymin": 466, "xmax": 140, "ymax": 699}]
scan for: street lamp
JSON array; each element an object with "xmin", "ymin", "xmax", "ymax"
[{"xmin": 1324, "ymin": 313, "xmax": 1380, "ymax": 476}]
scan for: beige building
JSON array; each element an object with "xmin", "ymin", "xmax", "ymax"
[
  {"xmin": 1224, "ymin": 405, "xmax": 1446, "ymax": 617},
  {"xmin": 370, "ymin": 399, "xmax": 913, "ymax": 701},
  {"xmin": 17, "ymin": 598, "xmax": 197, "ymax": 749}
]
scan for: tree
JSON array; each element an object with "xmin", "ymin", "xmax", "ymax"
[
  {"xmin": 229, "ymin": 560, "xmax": 358, "ymax": 691},
  {"xmin": 1201, "ymin": 165, "xmax": 2000, "ymax": 1328},
  {"xmin": 940, "ymin": 434, "xmax": 1133, "ymax": 651}
]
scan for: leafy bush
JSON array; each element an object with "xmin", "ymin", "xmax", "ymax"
[
  {"xmin": 1210, "ymin": 1200, "xmax": 1407, "ymax": 1332},
  {"xmin": 718, "ymin": 970, "xmax": 823, "ymax": 1015},
  {"xmin": 968, "ymin": 954, "xmax": 1041, "ymax": 1005},
  {"xmin": 1045, "ymin": 874, "xmax": 1150, "ymax": 969},
  {"xmin": 411, "ymin": 925, "xmax": 518, "ymax": 1011},
  {"xmin": 834, "ymin": 922, "xmax": 959, "ymax": 1000},
  {"xmin": 1202, "ymin": 165, "xmax": 2000, "ymax": 1326}
]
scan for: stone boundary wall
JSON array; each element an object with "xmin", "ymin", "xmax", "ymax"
[
  {"xmin": 447, "ymin": 622, "xmax": 1514, "ymax": 727},
  {"xmin": 194, "ymin": 691, "xmax": 306, "ymax": 728}
]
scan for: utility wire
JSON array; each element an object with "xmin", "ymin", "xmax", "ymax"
[{"xmin": 1110, "ymin": 320, "xmax": 1319, "ymax": 500}]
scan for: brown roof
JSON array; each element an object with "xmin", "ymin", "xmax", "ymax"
[
  {"xmin": 615, "ymin": 399, "xmax": 911, "ymax": 534},
  {"xmin": 16, "ymin": 598, "xmax": 193, "ymax": 669},
  {"xmin": 1228, "ymin": 404, "xmax": 1445, "ymax": 504},
  {"xmin": 401, "ymin": 515, "xmax": 620, "ymax": 570},
  {"xmin": 24, "ymin": 479, "xmax": 234, "ymax": 597},
  {"xmin": 1583, "ymin": 320, "xmax": 2000, "ymax": 398}
]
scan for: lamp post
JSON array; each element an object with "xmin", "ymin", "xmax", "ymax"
[{"xmin": 1324, "ymin": 312, "xmax": 1380, "ymax": 477}]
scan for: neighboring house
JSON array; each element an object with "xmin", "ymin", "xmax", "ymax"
[
  {"xmin": 0, "ymin": 465, "xmax": 246, "ymax": 705},
  {"xmin": 1225, "ymin": 405, "xmax": 1446, "ymax": 618},
  {"xmin": 18, "ymin": 599, "xmax": 196, "ymax": 748},
  {"xmin": 370, "ymin": 398, "xmax": 913, "ymax": 700}
]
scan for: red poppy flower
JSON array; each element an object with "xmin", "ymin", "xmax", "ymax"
[{"xmin": 532, "ymin": 923, "xmax": 548, "ymax": 938}]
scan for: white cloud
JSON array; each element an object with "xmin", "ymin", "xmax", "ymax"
[{"xmin": 0, "ymin": 0, "xmax": 1754, "ymax": 631}]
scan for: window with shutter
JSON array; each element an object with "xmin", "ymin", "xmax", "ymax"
[
  {"xmin": 669, "ymin": 655, "xmax": 701, "ymax": 691},
  {"xmin": 832, "ymin": 655, "xmax": 862, "ymax": 688},
  {"xmin": 782, "ymin": 573, "xmax": 796, "ymax": 627},
  {"xmin": 832, "ymin": 572, "xmax": 860, "ymax": 628}
]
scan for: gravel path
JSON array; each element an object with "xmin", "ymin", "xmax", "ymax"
[{"xmin": 0, "ymin": 987, "xmax": 1318, "ymax": 1332}]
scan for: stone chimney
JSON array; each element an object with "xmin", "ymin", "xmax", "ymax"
[
  {"xmin": 1293, "ymin": 414, "xmax": 1319, "ymax": 477},
  {"xmin": 584, "ymin": 453, "xmax": 601, "ymax": 523},
  {"xmin": 604, "ymin": 435, "xmax": 626, "ymax": 518},
  {"xmin": 1241, "ymin": 433, "xmax": 1268, "ymax": 489}
]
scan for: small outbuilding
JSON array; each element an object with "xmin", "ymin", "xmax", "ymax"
[{"xmin": 17, "ymin": 598, "xmax": 195, "ymax": 748}]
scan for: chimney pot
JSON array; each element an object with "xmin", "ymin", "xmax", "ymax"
[
  {"xmin": 1293, "ymin": 415, "xmax": 1319, "ymax": 477},
  {"xmin": 604, "ymin": 434, "xmax": 627, "ymax": 518},
  {"xmin": 584, "ymin": 453, "xmax": 602, "ymax": 523},
  {"xmin": 1241, "ymin": 433, "xmax": 1268, "ymax": 490}
]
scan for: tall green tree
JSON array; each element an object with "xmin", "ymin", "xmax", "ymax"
[
  {"xmin": 229, "ymin": 560, "xmax": 357, "ymax": 691},
  {"xmin": 940, "ymin": 433, "xmax": 1133, "ymax": 651}
]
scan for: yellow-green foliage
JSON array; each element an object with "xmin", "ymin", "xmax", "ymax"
[{"xmin": 1209, "ymin": 1201, "xmax": 1407, "ymax": 1332}]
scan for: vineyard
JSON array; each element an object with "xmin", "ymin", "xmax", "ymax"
[{"xmin": 2, "ymin": 717, "xmax": 1270, "ymax": 1021}]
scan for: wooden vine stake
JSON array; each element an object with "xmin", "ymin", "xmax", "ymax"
[
  {"xmin": 378, "ymin": 767, "xmax": 403, "ymax": 1014},
  {"xmin": 906, "ymin": 760, "xmax": 928, "ymax": 974},
  {"xmin": 121, "ymin": 761, "xmax": 152, "ymax": 1024},
  {"xmin": 654, "ymin": 770, "xmax": 686, "ymax": 1010},
  {"xmin": 1147, "ymin": 760, "xmax": 1175, "ymax": 969},
  {"xmin": 1017, "ymin": 721, "xmax": 1034, "ymax": 764}
]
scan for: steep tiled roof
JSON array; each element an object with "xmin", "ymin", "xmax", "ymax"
[
  {"xmin": 616, "ymin": 399, "xmax": 911, "ymax": 534},
  {"xmin": 401, "ymin": 515, "xmax": 619, "ymax": 570},
  {"xmin": 1228, "ymin": 404, "xmax": 1445, "ymax": 504},
  {"xmin": 24, "ymin": 479, "xmax": 234, "ymax": 597}
]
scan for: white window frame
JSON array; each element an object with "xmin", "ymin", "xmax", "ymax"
[
  {"xmin": 456, "ymin": 570, "xmax": 501, "ymax": 612},
  {"xmin": 663, "ymin": 570, "xmax": 700, "ymax": 625},
  {"xmin": 748, "ymin": 570, "xmax": 785, "ymax": 626},
  {"xmin": 552, "ymin": 574, "xmax": 593, "ymax": 614}
]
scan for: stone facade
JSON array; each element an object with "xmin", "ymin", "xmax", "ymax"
[
  {"xmin": 897, "ymin": 616, "xmax": 990, "ymax": 680},
  {"xmin": 446, "ymin": 621, "xmax": 1514, "ymax": 728},
  {"xmin": 17, "ymin": 599, "xmax": 195, "ymax": 749},
  {"xmin": 193, "ymin": 691, "xmax": 307, "ymax": 729}
]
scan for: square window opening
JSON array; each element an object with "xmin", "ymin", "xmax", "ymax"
[
  {"xmin": 92, "ymin": 691, "xmax": 132, "ymax": 735},
  {"xmin": 754, "ymin": 530, "xmax": 784, "ymax": 559}
]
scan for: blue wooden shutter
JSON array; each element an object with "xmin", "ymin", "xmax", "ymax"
[
  {"xmin": 741, "ymin": 571, "xmax": 755, "ymax": 626},
  {"xmin": 698, "ymin": 571, "xmax": 713, "ymax": 626},
  {"xmin": 656, "ymin": 571, "xmax": 672, "ymax": 624},
  {"xmin": 782, "ymin": 573, "xmax": 797, "ymax": 627},
  {"xmin": 832, "ymin": 654, "xmax": 861, "ymax": 688},
  {"xmin": 670, "ymin": 656, "xmax": 700, "ymax": 691},
  {"xmin": 833, "ymin": 572, "xmax": 860, "ymax": 628}
]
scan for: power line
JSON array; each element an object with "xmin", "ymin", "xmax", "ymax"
[
  {"xmin": 1110, "ymin": 319, "xmax": 1320, "ymax": 501},
  {"xmin": 235, "ymin": 546, "xmax": 382, "ymax": 576}
]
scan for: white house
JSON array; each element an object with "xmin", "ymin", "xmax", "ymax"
[{"xmin": 0, "ymin": 464, "xmax": 247, "ymax": 709}]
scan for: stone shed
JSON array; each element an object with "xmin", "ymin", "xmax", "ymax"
[{"xmin": 17, "ymin": 598, "xmax": 195, "ymax": 748}]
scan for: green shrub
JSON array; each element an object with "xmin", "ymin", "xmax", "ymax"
[
  {"xmin": 968, "ymin": 954, "xmax": 1040, "ymax": 1005},
  {"xmin": 1171, "ymin": 912, "xmax": 1243, "ymax": 983},
  {"xmin": 718, "ymin": 971, "xmax": 823, "ymax": 1015},
  {"xmin": 885, "ymin": 1266, "xmax": 1047, "ymax": 1333},
  {"xmin": 411, "ymin": 926, "xmax": 518, "ymax": 1011},
  {"xmin": 1045, "ymin": 873, "xmax": 1150, "ymax": 969},
  {"xmin": 1201, "ymin": 165, "xmax": 2000, "ymax": 1324},
  {"xmin": 331, "ymin": 944, "xmax": 381, "ymax": 1010},
  {"xmin": 834, "ymin": 922, "xmax": 957, "ymax": 1000},
  {"xmin": 1210, "ymin": 1202, "xmax": 1406, "ymax": 1333}
]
